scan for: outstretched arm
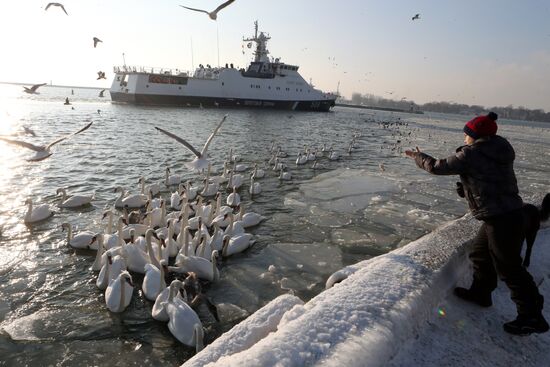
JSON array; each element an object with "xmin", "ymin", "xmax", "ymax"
[{"xmin": 406, "ymin": 146, "xmax": 466, "ymax": 175}]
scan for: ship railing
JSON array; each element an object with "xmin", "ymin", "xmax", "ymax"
[{"xmin": 113, "ymin": 65, "xmax": 191, "ymax": 77}]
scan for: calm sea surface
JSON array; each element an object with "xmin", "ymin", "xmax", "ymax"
[{"xmin": 0, "ymin": 84, "xmax": 549, "ymax": 366}]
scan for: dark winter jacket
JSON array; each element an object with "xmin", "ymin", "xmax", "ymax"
[{"xmin": 414, "ymin": 135, "xmax": 523, "ymax": 220}]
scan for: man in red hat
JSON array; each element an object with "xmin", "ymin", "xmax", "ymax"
[{"xmin": 405, "ymin": 112, "xmax": 548, "ymax": 335}]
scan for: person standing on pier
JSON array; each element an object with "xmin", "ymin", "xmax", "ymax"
[{"xmin": 405, "ymin": 112, "xmax": 548, "ymax": 335}]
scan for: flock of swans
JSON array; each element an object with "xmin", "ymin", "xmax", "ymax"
[{"xmin": 12, "ymin": 111, "xmax": 380, "ymax": 354}]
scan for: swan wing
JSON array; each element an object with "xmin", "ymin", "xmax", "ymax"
[
  {"xmin": 155, "ymin": 126, "xmax": 201, "ymax": 158},
  {"xmin": 0, "ymin": 137, "xmax": 44, "ymax": 152},
  {"xmin": 212, "ymin": 0, "xmax": 235, "ymax": 15},
  {"xmin": 46, "ymin": 121, "xmax": 93, "ymax": 149},
  {"xmin": 179, "ymin": 5, "xmax": 210, "ymax": 15},
  {"xmin": 200, "ymin": 114, "xmax": 227, "ymax": 156}
]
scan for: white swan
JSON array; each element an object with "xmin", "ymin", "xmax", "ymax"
[
  {"xmin": 139, "ymin": 176, "xmax": 161, "ymax": 197},
  {"xmin": 226, "ymin": 187, "xmax": 240, "ymax": 208},
  {"xmin": 170, "ymin": 184, "xmax": 185, "ymax": 210},
  {"xmin": 329, "ymin": 148, "xmax": 340, "ymax": 161},
  {"xmin": 114, "ymin": 187, "xmax": 147, "ymax": 209},
  {"xmin": 223, "ymin": 212, "xmax": 245, "ymax": 237},
  {"xmin": 152, "ymin": 279, "xmax": 186, "ymax": 322},
  {"xmin": 252, "ymin": 163, "xmax": 265, "ymax": 179},
  {"xmin": 120, "ymin": 229, "xmax": 151, "ymax": 274},
  {"xmin": 296, "ymin": 153, "xmax": 308, "ymax": 165},
  {"xmin": 165, "ymin": 167, "xmax": 182, "ymax": 186},
  {"xmin": 249, "ymin": 175, "xmax": 262, "ymax": 196},
  {"xmin": 0, "ymin": 121, "xmax": 92, "ymax": 162},
  {"xmin": 155, "ymin": 114, "xmax": 227, "ymax": 171},
  {"xmin": 143, "ymin": 259, "xmax": 167, "ymax": 301},
  {"xmin": 279, "ymin": 168, "xmax": 292, "ymax": 181},
  {"xmin": 171, "ymin": 235, "xmax": 219, "ymax": 282},
  {"xmin": 56, "ymin": 188, "xmax": 93, "ymax": 208},
  {"xmin": 164, "ymin": 287, "xmax": 204, "ymax": 351},
  {"xmin": 201, "ymin": 163, "xmax": 220, "ymax": 197},
  {"xmin": 61, "ymin": 223, "xmax": 98, "ymax": 250},
  {"xmin": 24, "ymin": 198, "xmax": 53, "ymax": 224},
  {"xmin": 226, "ymin": 168, "xmax": 244, "ymax": 191},
  {"xmin": 105, "ymin": 271, "xmax": 134, "ymax": 313},
  {"xmin": 237, "ymin": 205, "xmax": 267, "ymax": 228},
  {"xmin": 221, "ymin": 233, "xmax": 254, "ymax": 257},
  {"xmin": 97, "ymin": 252, "xmax": 127, "ymax": 291}
]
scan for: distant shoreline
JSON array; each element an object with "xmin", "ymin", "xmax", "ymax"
[
  {"xmin": 0, "ymin": 81, "xmax": 105, "ymax": 91},
  {"xmin": 335, "ymin": 103, "xmax": 424, "ymax": 114}
]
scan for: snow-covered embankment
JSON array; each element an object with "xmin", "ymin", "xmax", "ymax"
[{"xmin": 183, "ymin": 211, "xmax": 484, "ymax": 367}]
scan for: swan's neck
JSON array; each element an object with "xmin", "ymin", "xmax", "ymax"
[
  {"xmin": 59, "ymin": 189, "xmax": 67, "ymax": 202},
  {"xmin": 194, "ymin": 324, "xmax": 204, "ymax": 353},
  {"xmin": 140, "ymin": 179, "xmax": 145, "ymax": 195},
  {"xmin": 160, "ymin": 263, "xmax": 166, "ymax": 289},
  {"xmin": 119, "ymin": 278, "xmax": 126, "ymax": 312},
  {"xmin": 25, "ymin": 202, "xmax": 33, "ymax": 222},
  {"xmin": 66, "ymin": 225, "xmax": 73, "ymax": 242},
  {"xmin": 92, "ymin": 238, "xmax": 104, "ymax": 270},
  {"xmin": 106, "ymin": 212, "xmax": 113, "ymax": 234},
  {"xmin": 147, "ymin": 235, "xmax": 161, "ymax": 269}
]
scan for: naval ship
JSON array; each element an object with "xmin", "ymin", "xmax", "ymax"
[{"xmin": 109, "ymin": 22, "xmax": 337, "ymax": 112}]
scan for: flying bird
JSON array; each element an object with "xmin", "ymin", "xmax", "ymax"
[
  {"xmin": 97, "ymin": 71, "xmax": 106, "ymax": 80},
  {"xmin": 179, "ymin": 0, "xmax": 235, "ymax": 20},
  {"xmin": 412, "ymin": 13, "xmax": 420, "ymax": 20},
  {"xmin": 0, "ymin": 121, "xmax": 93, "ymax": 162},
  {"xmin": 155, "ymin": 114, "xmax": 227, "ymax": 171},
  {"xmin": 45, "ymin": 3, "xmax": 68, "ymax": 15},
  {"xmin": 99, "ymin": 89, "xmax": 105, "ymax": 97},
  {"xmin": 93, "ymin": 37, "xmax": 103, "ymax": 48},
  {"xmin": 23, "ymin": 83, "xmax": 47, "ymax": 94}
]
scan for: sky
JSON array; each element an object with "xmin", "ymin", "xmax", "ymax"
[{"xmin": 1, "ymin": 0, "xmax": 550, "ymax": 111}]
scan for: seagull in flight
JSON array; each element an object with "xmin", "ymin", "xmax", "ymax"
[
  {"xmin": 23, "ymin": 83, "xmax": 47, "ymax": 94},
  {"xmin": 155, "ymin": 114, "xmax": 227, "ymax": 171},
  {"xmin": 412, "ymin": 13, "xmax": 420, "ymax": 21},
  {"xmin": 45, "ymin": 3, "xmax": 68, "ymax": 15},
  {"xmin": 93, "ymin": 37, "xmax": 103, "ymax": 48},
  {"xmin": 97, "ymin": 71, "xmax": 106, "ymax": 80},
  {"xmin": 0, "ymin": 122, "xmax": 93, "ymax": 162},
  {"xmin": 179, "ymin": 0, "xmax": 235, "ymax": 20}
]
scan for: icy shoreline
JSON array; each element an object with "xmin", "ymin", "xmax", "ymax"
[
  {"xmin": 184, "ymin": 213, "xmax": 480, "ymax": 366},
  {"xmin": 183, "ymin": 193, "xmax": 549, "ymax": 367}
]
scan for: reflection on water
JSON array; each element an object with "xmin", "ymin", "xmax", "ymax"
[{"xmin": 0, "ymin": 84, "xmax": 549, "ymax": 366}]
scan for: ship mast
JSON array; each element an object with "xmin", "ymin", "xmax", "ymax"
[{"xmin": 243, "ymin": 21, "xmax": 270, "ymax": 63}]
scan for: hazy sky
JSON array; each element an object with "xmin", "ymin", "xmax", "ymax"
[{"xmin": 1, "ymin": 0, "xmax": 550, "ymax": 110}]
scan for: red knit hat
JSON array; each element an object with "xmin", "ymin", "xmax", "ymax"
[{"xmin": 463, "ymin": 112, "xmax": 498, "ymax": 139}]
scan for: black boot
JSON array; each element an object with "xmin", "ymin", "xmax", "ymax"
[
  {"xmin": 454, "ymin": 287, "xmax": 492, "ymax": 307},
  {"xmin": 503, "ymin": 314, "xmax": 549, "ymax": 335}
]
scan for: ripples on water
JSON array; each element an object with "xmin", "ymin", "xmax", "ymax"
[{"xmin": 0, "ymin": 84, "xmax": 549, "ymax": 366}]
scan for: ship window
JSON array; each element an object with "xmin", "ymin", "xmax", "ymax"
[
  {"xmin": 148, "ymin": 74, "xmax": 188, "ymax": 85},
  {"xmin": 268, "ymin": 86, "xmax": 271, "ymax": 89},
  {"xmin": 286, "ymin": 88, "xmax": 290, "ymax": 91},
  {"xmin": 276, "ymin": 87, "xmax": 280, "ymax": 90},
  {"xmin": 251, "ymin": 84, "xmax": 254, "ymax": 88},
  {"xmin": 296, "ymin": 88, "xmax": 298, "ymax": 91},
  {"xmin": 222, "ymin": 82, "xmax": 224, "ymax": 86},
  {"xmin": 146, "ymin": 85, "xmax": 149, "ymax": 88}
]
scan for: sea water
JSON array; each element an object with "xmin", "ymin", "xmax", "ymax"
[{"xmin": 0, "ymin": 83, "xmax": 549, "ymax": 366}]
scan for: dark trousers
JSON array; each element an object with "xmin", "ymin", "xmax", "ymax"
[{"xmin": 469, "ymin": 208, "xmax": 543, "ymax": 316}]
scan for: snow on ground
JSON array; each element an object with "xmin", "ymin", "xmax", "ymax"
[
  {"xmin": 387, "ymin": 227, "xmax": 550, "ymax": 367},
  {"xmin": 183, "ymin": 204, "xmax": 549, "ymax": 367}
]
